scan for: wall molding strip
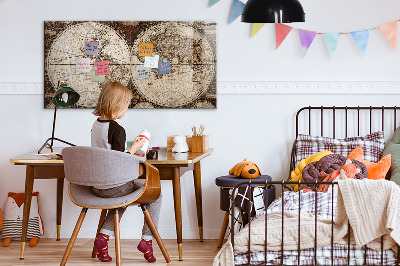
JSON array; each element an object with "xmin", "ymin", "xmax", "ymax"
[{"xmin": 1, "ymin": 81, "xmax": 400, "ymax": 95}]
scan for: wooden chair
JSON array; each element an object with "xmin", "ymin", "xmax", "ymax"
[{"xmin": 60, "ymin": 146, "xmax": 171, "ymax": 265}]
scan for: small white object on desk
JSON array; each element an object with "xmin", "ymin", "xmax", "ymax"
[{"xmin": 172, "ymin": 135, "xmax": 189, "ymax": 153}]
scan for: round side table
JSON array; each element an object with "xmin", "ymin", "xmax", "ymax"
[{"xmin": 215, "ymin": 175, "xmax": 275, "ymax": 248}]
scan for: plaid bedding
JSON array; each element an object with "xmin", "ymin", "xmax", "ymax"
[
  {"xmin": 234, "ymin": 191, "xmax": 397, "ymax": 265},
  {"xmin": 294, "ymin": 131, "xmax": 385, "ymax": 166},
  {"xmin": 234, "ymin": 244, "xmax": 397, "ymax": 265}
]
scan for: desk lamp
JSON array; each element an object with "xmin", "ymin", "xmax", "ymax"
[
  {"xmin": 241, "ymin": 0, "xmax": 305, "ymax": 23},
  {"xmin": 38, "ymin": 80, "xmax": 80, "ymax": 154}
]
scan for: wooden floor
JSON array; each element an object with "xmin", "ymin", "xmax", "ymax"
[{"xmin": 0, "ymin": 239, "xmax": 221, "ymax": 265}]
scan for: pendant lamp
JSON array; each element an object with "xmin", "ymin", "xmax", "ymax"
[
  {"xmin": 38, "ymin": 80, "xmax": 80, "ymax": 154},
  {"xmin": 241, "ymin": 0, "xmax": 305, "ymax": 23}
]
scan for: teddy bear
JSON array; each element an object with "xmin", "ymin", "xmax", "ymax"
[
  {"xmin": 172, "ymin": 135, "xmax": 189, "ymax": 153},
  {"xmin": 229, "ymin": 159, "xmax": 261, "ymax": 179},
  {"xmin": 1, "ymin": 192, "xmax": 44, "ymax": 247}
]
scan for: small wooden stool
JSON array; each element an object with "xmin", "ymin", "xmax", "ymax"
[{"xmin": 215, "ymin": 175, "xmax": 275, "ymax": 248}]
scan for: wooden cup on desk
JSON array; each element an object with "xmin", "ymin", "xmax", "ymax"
[{"xmin": 191, "ymin": 135, "xmax": 209, "ymax": 153}]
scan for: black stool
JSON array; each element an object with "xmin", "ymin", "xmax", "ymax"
[{"xmin": 215, "ymin": 175, "xmax": 275, "ymax": 248}]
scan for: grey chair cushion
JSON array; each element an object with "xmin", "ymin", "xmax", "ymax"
[{"xmin": 69, "ymin": 180, "xmax": 145, "ymax": 208}]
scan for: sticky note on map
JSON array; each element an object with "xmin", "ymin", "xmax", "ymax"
[
  {"xmin": 144, "ymin": 55, "xmax": 159, "ymax": 68},
  {"xmin": 136, "ymin": 65, "xmax": 150, "ymax": 79},
  {"xmin": 94, "ymin": 60, "xmax": 109, "ymax": 76},
  {"xmin": 76, "ymin": 58, "xmax": 90, "ymax": 72},
  {"xmin": 158, "ymin": 60, "xmax": 171, "ymax": 75},
  {"xmin": 91, "ymin": 70, "xmax": 105, "ymax": 82},
  {"xmin": 85, "ymin": 41, "xmax": 98, "ymax": 55},
  {"xmin": 138, "ymin": 42, "xmax": 154, "ymax": 57}
]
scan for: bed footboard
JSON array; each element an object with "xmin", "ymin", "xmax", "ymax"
[{"xmin": 230, "ymin": 180, "xmax": 400, "ymax": 266}]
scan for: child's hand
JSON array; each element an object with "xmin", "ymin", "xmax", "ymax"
[
  {"xmin": 134, "ymin": 148, "xmax": 149, "ymax": 157},
  {"xmin": 128, "ymin": 137, "xmax": 147, "ymax": 155}
]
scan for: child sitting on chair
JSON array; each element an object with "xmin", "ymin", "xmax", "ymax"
[{"xmin": 91, "ymin": 81, "xmax": 162, "ymax": 263}]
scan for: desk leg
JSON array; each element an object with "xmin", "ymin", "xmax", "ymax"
[
  {"xmin": 172, "ymin": 167, "xmax": 183, "ymax": 261},
  {"xmin": 56, "ymin": 178, "xmax": 64, "ymax": 241},
  {"xmin": 20, "ymin": 165, "xmax": 34, "ymax": 259},
  {"xmin": 193, "ymin": 161, "xmax": 203, "ymax": 242}
]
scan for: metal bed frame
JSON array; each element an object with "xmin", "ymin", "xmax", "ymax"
[{"xmin": 230, "ymin": 106, "xmax": 400, "ymax": 266}]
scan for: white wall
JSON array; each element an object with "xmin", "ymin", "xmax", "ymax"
[{"xmin": 1, "ymin": 0, "xmax": 400, "ymax": 240}]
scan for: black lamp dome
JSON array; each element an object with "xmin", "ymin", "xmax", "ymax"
[{"xmin": 241, "ymin": 0, "xmax": 305, "ymax": 23}]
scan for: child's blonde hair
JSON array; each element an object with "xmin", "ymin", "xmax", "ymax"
[{"xmin": 93, "ymin": 82, "xmax": 133, "ymax": 120}]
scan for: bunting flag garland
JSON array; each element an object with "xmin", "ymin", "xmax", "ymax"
[
  {"xmin": 209, "ymin": 0, "xmax": 220, "ymax": 7},
  {"xmin": 207, "ymin": 4, "xmax": 400, "ymax": 57},
  {"xmin": 378, "ymin": 21, "xmax": 398, "ymax": 50},
  {"xmin": 229, "ymin": 0, "xmax": 245, "ymax": 24},
  {"xmin": 298, "ymin": 29, "xmax": 317, "ymax": 58},
  {"xmin": 351, "ymin": 29, "xmax": 370, "ymax": 55},
  {"xmin": 323, "ymin": 33, "xmax": 341, "ymax": 58},
  {"xmin": 251, "ymin": 23, "xmax": 266, "ymax": 38},
  {"xmin": 275, "ymin": 23, "xmax": 293, "ymax": 49}
]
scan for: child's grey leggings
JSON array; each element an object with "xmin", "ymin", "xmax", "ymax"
[{"xmin": 92, "ymin": 179, "xmax": 162, "ymax": 240}]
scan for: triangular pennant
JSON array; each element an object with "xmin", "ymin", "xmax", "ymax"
[
  {"xmin": 209, "ymin": 0, "xmax": 220, "ymax": 7},
  {"xmin": 378, "ymin": 21, "xmax": 398, "ymax": 50},
  {"xmin": 323, "ymin": 33, "xmax": 341, "ymax": 58},
  {"xmin": 251, "ymin": 23, "xmax": 266, "ymax": 38},
  {"xmin": 351, "ymin": 29, "xmax": 370, "ymax": 55},
  {"xmin": 298, "ymin": 29, "xmax": 317, "ymax": 58},
  {"xmin": 275, "ymin": 23, "xmax": 293, "ymax": 49},
  {"xmin": 229, "ymin": 0, "xmax": 245, "ymax": 24}
]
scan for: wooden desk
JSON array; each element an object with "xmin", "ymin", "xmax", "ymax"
[
  {"xmin": 9, "ymin": 148, "xmax": 64, "ymax": 259},
  {"xmin": 10, "ymin": 147, "xmax": 213, "ymax": 261}
]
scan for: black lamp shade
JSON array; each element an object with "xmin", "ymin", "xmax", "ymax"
[
  {"xmin": 241, "ymin": 0, "xmax": 305, "ymax": 23},
  {"xmin": 52, "ymin": 85, "xmax": 80, "ymax": 107}
]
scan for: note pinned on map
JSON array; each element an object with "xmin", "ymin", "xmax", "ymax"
[
  {"xmin": 144, "ymin": 54, "xmax": 159, "ymax": 68},
  {"xmin": 158, "ymin": 60, "xmax": 171, "ymax": 75},
  {"xmin": 94, "ymin": 60, "xmax": 109, "ymax": 76},
  {"xmin": 76, "ymin": 58, "xmax": 90, "ymax": 72},
  {"xmin": 136, "ymin": 65, "xmax": 150, "ymax": 79},
  {"xmin": 138, "ymin": 42, "xmax": 154, "ymax": 56},
  {"xmin": 91, "ymin": 70, "xmax": 105, "ymax": 82},
  {"xmin": 85, "ymin": 41, "xmax": 98, "ymax": 55}
]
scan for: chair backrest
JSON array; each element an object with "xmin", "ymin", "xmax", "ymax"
[{"xmin": 62, "ymin": 146, "xmax": 145, "ymax": 187}]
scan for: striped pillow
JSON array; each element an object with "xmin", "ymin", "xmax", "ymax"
[{"xmin": 294, "ymin": 131, "xmax": 385, "ymax": 167}]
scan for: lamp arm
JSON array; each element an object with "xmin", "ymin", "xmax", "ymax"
[{"xmin": 50, "ymin": 105, "xmax": 57, "ymax": 148}]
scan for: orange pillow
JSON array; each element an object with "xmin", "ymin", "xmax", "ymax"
[{"xmin": 347, "ymin": 146, "xmax": 391, "ymax": 180}]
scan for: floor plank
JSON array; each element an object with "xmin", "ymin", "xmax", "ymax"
[{"xmin": 0, "ymin": 239, "xmax": 221, "ymax": 265}]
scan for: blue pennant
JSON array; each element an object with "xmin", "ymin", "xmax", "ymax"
[
  {"xmin": 229, "ymin": 0, "xmax": 245, "ymax": 24},
  {"xmin": 351, "ymin": 29, "xmax": 371, "ymax": 55}
]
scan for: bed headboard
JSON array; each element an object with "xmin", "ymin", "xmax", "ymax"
[{"xmin": 290, "ymin": 106, "xmax": 400, "ymax": 179}]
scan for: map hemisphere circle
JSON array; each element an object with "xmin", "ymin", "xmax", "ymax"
[
  {"xmin": 130, "ymin": 22, "xmax": 216, "ymax": 108},
  {"xmin": 46, "ymin": 22, "xmax": 131, "ymax": 108}
]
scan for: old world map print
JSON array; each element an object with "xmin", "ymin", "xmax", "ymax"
[{"xmin": 44, "ymin": 21, "xmax": 217, "ymax": 109}]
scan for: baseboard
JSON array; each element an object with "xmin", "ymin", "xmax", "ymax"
[{"xmin": 1, "ymin": 81, "xmax": 400, "ymax": 95}]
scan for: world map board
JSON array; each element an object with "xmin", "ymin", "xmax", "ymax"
[{"xmin": 44, "ymin": 21, "xmax": 217, "ymax": 109}]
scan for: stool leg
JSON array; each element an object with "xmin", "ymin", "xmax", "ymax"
[{"xmin": 217, "ymin": 211, "xmax": 230, "ymax": 248}]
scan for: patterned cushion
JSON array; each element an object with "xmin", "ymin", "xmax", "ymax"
[{"xmin": 294, "ymin": 131, "xmax": 385, "ymax": 166}]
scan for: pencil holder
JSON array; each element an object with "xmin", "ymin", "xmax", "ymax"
[{"xmin": 191, "ymin": 135, "xmax": 209, "ymax": 153}]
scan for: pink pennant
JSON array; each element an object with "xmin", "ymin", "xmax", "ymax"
[
  {"xmin": 275, "ymin": 23, "xmax": 293, "ymax": 49},
  {"xmin": 298, "ymin": 29, "xmax": 317, "ymax": 58},
  {"xmin": 378, "ymin": 21, "xmax": 398, "ymax": 50}
]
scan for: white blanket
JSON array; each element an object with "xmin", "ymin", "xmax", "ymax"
[{"xmin": 214, "ymin": 179, "xmax": 400, "ymax": 266}]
